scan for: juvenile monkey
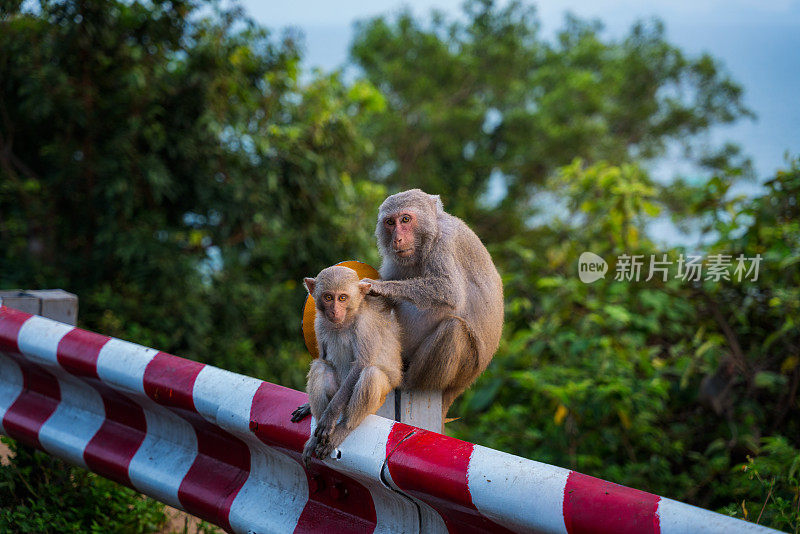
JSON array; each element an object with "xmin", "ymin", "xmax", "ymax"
[
  {"xmin": 292, "ymin": 265, "xmax": 402, "ymax": 465},
  {"xmin": 365, "ymin": 189, "xmax": 504, "ymax": 421}
]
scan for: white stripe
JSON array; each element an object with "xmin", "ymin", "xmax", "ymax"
[
  {"xmin": 414, "ymin": 498, "xmax": 449, "ymax": 534},
  {"xmin": 38, "ymin": 373, "xmax": 105, "ymax": 468},
  {"xmin": 228, "ymin": 443, "xmax": 309, "ymax": 534},
  {"xmin": 468, "ymin": 445, "xmax": 570, "ymax": 534},
  {"xmin": 379, "ymin": 424, "xmax": 449, "ymax": 534},
  {"xmin": 128, "ymin": 396, "xmax": 198, "ymax": 509},
  {"xmin": 17, "ymin": 315, "xmax": 73, "ymax": 367},
  {"xmin": 329, "ymin": 414, "xmax": 395, "ymax": 479},
  {"xmin": 657, "ymin": 497, "xmax": 780, "ymax": 534},
  {"xmin": 331, "ymin": 416, "xmax": 420, "ymax": 534},
  {"xmin": 192, "ymin": 366, "xmax": 262, "ymax": 431},
  {"xmin": 0, "ymin": 354, "xmax": 24, "ymax": 435},
  {"xmin": 194, "ymin": 367, "xmax": 311, "ymax": 533},
  {"xmin": 96, "ymin": 338, "xmax": 158, "ymax": 395}
]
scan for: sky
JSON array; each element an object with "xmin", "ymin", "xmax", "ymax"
[{"xmin": 240, "ymin": 0, "xmax": 799, "ymax": 185}]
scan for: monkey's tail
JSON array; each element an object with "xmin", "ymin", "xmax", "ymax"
[{"xmin": 447, "ymin": 314, "xmax": 481, "ymax": 371}]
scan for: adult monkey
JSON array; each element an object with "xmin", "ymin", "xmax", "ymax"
[{"xmin": 365, "ymin": 189, "xmax": 503, "ymax": 421}]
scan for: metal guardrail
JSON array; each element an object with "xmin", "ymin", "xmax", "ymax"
[{"xmin": 0, "ymin": 305, "xmax": 780, "ymax": 533}]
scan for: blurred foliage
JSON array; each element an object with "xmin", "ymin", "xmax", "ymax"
[
  {"xmin": 0, "ymin": 0, "xmax": 385, "ymax": 383},
  {"xmin": 0, "ymin": 0, "xmax": 797, "ymax": 532},
  {"xmin": 0, "ymin": 436, "xmax": 166, "ymax": 532},
  {"xmin": 723, "ymin": 436, "xmax": 800, "ymax": 532},
  {"xmin": 351, "ymin": 0, "xmax": 753, "ymax": 239},
  {"xmin": 451, "ymin": 158, "xmax": 800, "ymax": 528}
]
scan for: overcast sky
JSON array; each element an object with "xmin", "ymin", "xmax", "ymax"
[{"xmin": 240, "ymin": 0, "xmax": 799, "ymax": 183}]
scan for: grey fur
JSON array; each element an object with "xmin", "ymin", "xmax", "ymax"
[
  {"xmin": 368, "ymin": 189, "xmax": 504, "ymax": 422},
  {"xmin": 293, "ymin": 265, "xmax": 402, "ymax": 465}
]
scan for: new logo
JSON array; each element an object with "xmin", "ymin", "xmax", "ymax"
[{"xmin": 578, "ymin": 252, "xmax": 608, "ymax": 283}]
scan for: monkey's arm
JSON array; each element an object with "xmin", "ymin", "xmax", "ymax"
[
  {"xmin": 314, "ymin": 363, "xmax": 362, "ymax": 438},
  {"xmin": 369, "ymin": 247, "xmax": 464, "ymax": 309},
  {"xmin": 292, "ymin": 341, "xmax": 330, "ymax": 422},
  {"xmin": 365, "ymin": 275, "xmax": 462, "ymax": 310}
]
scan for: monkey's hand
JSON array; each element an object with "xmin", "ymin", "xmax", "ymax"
[
  {"xmin": 315, "ymin": 427, "xmax": 346, "ymax": 460},
  {"xmin": 302, "ymin": 436, "xmax": 318, "ymax": 468},
  {"xmin": 360, "ymin": 279, "xmax": 384, "ymax": 296},
  {"xmin": 313, "ymin": 413, "xmax": 335, "ymax": 439},
  {"xmin": 310, "ymin": 422, "xmax": 335, "ymax": 459},
  {"xmin": 291, "ymin": 403, "xmax": 311, "ymax": 422},
  {"xmin": 314, "ymin": 436, "xmax": 336, "ymax": 460}
]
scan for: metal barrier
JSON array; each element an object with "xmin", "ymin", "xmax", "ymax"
[{"xmin": 0, "ymin": 305, "xmax": 779, "ymax": 533}]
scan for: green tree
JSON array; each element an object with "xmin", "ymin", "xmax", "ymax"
[
  {"xmin": 0, "ymin": 0, "xmax": 385, "ymax": 379},
  {"xmin": 350, "ymin": 0, "xmax": 752, "ymax": 239},
  {"xmin": 450, "ymin": 158, "xmax": 799, "ymax": 526},
  {"xmin": 1, "ymin": 0, "xmax": 796, "ymax": 531},
  {"xmin": 1, "ymin": 0, "xmax": 384, "ymax": 528}
]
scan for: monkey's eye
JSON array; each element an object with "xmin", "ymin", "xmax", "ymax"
[
  {"xmin": 338, "ymin": 294, "xmax": 348, "ymax": 302},
  {"xmin": 323, "ymin": 294, "xmax": 333, "ymax": 302},
  {"xmin": 385, "ymin": 218, "xmax": 395, "ymax": 226},
  {"xmin": 401, "ymin": 215, "xmax": 411, "ymax": 224}
]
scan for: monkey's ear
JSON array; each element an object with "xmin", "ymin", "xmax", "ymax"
[
  {"xmin": 304, "ymin": 278, "xmax": 316, "ymax": 294},
  {"xmin": 429, "ymin": 194, "xmax": 443, "ymax": 212},
  {"xmin": 357, "ymin": 281, "xmax": 372, "ymax": 296}
]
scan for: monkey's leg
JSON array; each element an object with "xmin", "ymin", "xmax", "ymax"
[
  {"xmin": 307, "ymin": 360, "xmax": 338, "ymax": 420},
  {"xmin": 403, "ymin": 316, "xmax": 480, "ymax": 422},
  {"xmin": 294, "ymin": 360, "xmax": 337, "ymax": 423},
  {"xmin": 302, "ymin": 435, "xmax": 319, "ymax": 467},
  {"xmin": 300, "ymin": 361, "xmax": 338, "ymax": 463},
  {"xmin": 403, "ymin": 316, "xmax": 476, "ymax": 391},
  {"xmin": 313, "ymin": 365, "xmax": 361, "ymax": 446},
  {"xmin": 441, "ymin": 383, "xmax": 471, "ymax": 425},
  {"xmin": 315, "ymin": 366, "xmax": 392, "ymax": 459}
]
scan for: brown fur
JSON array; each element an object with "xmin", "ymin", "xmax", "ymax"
[
  {"xmin": 367, "ymin": 189, "xmax": 504, "ymax": 423},
  {"xmin": 291, "ymin": 265, "xmax": 402, "ymax": 465}
]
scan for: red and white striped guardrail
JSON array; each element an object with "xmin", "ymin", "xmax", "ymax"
[{"xmin": 0, "ymin": 305, "xmax": 779, "ymax": 533}]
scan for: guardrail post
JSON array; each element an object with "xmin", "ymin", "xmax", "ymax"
[
  {"xmin": 0, "ymin": 289, "xmax": 78, "ymax": 325},
  {"xmin": 376, "ymin": 389, "xmax": 442, "ymax": 432}
]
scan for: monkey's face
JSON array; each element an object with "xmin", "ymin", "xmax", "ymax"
[
  {"xmin": 318, "ymin": 289, "xmax": 360, "ymax": 327},
  {"xmin": 305, "ymin": 266, "xmax": 371, "ymax": 329},
  {"xmin": 376, "ymin": 190, "xmax": 441, "ymax": 265},
  {"xmin": 382, "ymin": 211, "xmax": 418, "ymax": 260}
]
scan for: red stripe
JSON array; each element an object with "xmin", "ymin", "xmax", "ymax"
[
  {"xmin": 562, "ymin": 471, "xmax": 661, "ymax": 534},
  {"xmin": 293, "ymin": 497, "xmax": 376, "ymax": 534},
  {"xmin": 83, "ymin": 390, "xmax": 148, "ymax": 486},
  {"xmin": 1, "ymin": 357, "xmax": 60, "ymax": 449},
  {"xmin": 0, "ymin": 305, "xmax": 30, "ymax": 352},
  {"xmin": 56, "ymin": 328, "xmax": 109, "ymax": 378},
  {"xmin": 386, "ymin": 424, "xmax": 514, "ymax": 534},
  {"xmin": 60, "ymin": 330, "xmax": 147, "ymax": 487},
  {"xmin": 179, "ymin": 414, "xmax": 251, "ymax": 532},
  {"xmin": 143, "ymin": 352, "xmax": 205, "ymax": 411},
  {"xmin": 1, "ymin": 307, "xmax": 59, "ymax": 448},
  {"xmin": 292, "ymin": 460, "xmax": 378, "ymax": 534},
  {"xmin": 249, "ymin": 382, "xmax": 378, "ymax": 534},
  {"xmin": 144, "ymin": 352, "xmax": 249, "ymax": 531},
  {"xmin": 250, "ymin": 381, "xmax": 311, "ymax": 452}
]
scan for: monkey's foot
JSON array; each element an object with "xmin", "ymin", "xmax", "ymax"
[{"xmin": 291, "ymin": 403, "xmax": 311, "ymax": 422}]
